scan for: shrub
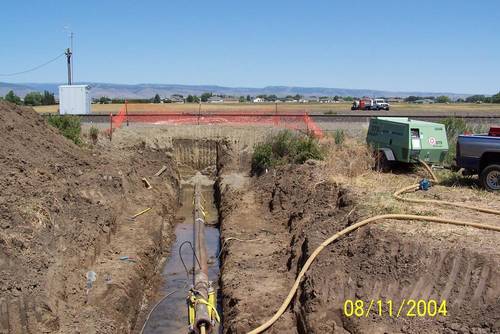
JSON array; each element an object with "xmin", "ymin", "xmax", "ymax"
[
  {"xmin": 293, "ymin": 135, "xmax": 323, "ymax": 163},
  {"xmin": 333, "ymin": 129, "xmax": 345, "ymax": 145},
  {"xmin": 89, "ymin": 126, "xmax": 99, "ymax": 144},
  {"xmin": 251, "ymin": 130, "xmax": 324, "ymax": 174},
  {"xmin": 441, "ymin": 117, "xmax": 487, "ymax": 165},
  {"xmin": 252, "ymin": 143, "xmax": 273, "ymax": 172},
  {"xmin": 47, "ymin": 115, "xmax": 82, "ymax": 145}
]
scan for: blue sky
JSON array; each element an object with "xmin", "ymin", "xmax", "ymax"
[{"xmin": 1, "ymin": 0, "xmax": 499, "ymax": 94}]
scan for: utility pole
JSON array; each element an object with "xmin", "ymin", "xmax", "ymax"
[
  {"xmin": 64, "ymin": 27, "xmax": 74, "ymax": 85},
  {"xmin": 65, "ymin": 48, "xmax": 72, "ymax": 85}
]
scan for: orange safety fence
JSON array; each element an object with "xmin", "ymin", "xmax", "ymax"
[
  {"xmin": 109, "ymin": 108, "xmax": 323, "ymax": 139},
  {"xmin": 110, "ymin": 103, "xmax": 128, "ymax": 131}
]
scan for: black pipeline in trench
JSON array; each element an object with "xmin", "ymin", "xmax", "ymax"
[{"xmin": 142, "ymin": 172, "xmax": 221, "ymax": 334}]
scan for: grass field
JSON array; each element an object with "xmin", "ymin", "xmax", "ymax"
[{"xmin": 33, "ymin": 102, "xmax": 500, "ymax": 115}]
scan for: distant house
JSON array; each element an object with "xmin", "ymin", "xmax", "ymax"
[
  {"xmin": 208, "ymin": 96, "xmax": 224, "ymax": 103},
  {"xmin": 319, "ymin": 97, "xmax": 333, "ymax": 103},
  {"xmin": 414, "ymin": 99, "xmax": 434, "ymax": 104},
  {"xmin": 298, "ymin": 96, "xmax": 318, "ymax": 103},
  {"xmin": 253, "ymin": 97, "xmax": 265, "ymax": 103}
]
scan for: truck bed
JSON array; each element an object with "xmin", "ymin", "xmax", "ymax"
[{"xmin": 457, "ymin": 135, "xmax": 500, "ymax": 171}]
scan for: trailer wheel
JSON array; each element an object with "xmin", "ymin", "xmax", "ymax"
[
  {"xmin": 480, "ymin": 164, "xmax": 500, "ymax": 191},
  {"xmin": 375, "ymin": 151, "xmax": 391, "ymax": 172}
]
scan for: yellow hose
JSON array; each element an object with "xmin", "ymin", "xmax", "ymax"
[
  {"xmin": 393, "ymin": 160, "xmax": 500, "ymax": 216},
  {"xmin": 393, "ymin": 184, "xmax": 500, "ymax": 215},
  {"xmin": 247, "ymin": 214, "xmax": 500, "ymax": 334},
  {"xmin": 247, "ymin": 160, "xmax": 500, "ymax": 334},
  {"xmin": 418, "ymin": 158, "xmax": 439, "ymax": 183}
]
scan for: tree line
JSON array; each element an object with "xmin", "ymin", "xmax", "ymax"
[
  {"xmin": 1, "ymin": 90, "xmax": 56, "ymax": 106},
  {"xmin": 404, "ymin": 92, "xmax": 500, "ymax": 103}
]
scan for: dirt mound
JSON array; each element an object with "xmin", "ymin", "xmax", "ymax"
[
  {"xmin": 218, "ymin": 155, "xmax": 500, "ymax": 333},
  {"xmin": 1, "ymin": 103, "xmax": 102, "ymax": 282},
  {"xmin": 0, "ymin": 102, "xmax": 179, "ymax": 333},
  {"xmin": 259, "ymin": 164, "xmax": 500, "ymax": 334}
]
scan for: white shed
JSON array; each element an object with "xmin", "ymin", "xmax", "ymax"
[{"xmin": 59, "ymin": 85, "xmax": 91, "ymax": 115}]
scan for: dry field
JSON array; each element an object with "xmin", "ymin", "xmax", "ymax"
[{"xmin": 34, "ymin": 102, "xmax": 500, "ymax": 115}]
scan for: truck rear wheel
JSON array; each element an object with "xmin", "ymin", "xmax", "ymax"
[{"xmin": 480, "ymin": 164, "xmax": 500, "ymax": 191}]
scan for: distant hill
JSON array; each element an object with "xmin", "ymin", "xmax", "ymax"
[{"xmin": 0, "ymin": 82, "xmax": 472, "ymax": 99}]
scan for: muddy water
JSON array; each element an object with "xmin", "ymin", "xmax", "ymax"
[{"xmin": 143, "ymin": 173, "xmax": 220, "ymax": 334}]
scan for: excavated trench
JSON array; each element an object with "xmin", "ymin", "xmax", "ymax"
[
  {"xmin": 137, "ymin": 139, "xmax": 224, "ymax": 334},
  {"xmin": 129, "ymin": 134, "xmax": 499, "ymax": 334}
]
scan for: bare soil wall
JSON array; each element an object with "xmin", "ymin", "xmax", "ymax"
[{"xmin": 0, "ymin": 102, "xmax": 181, "ymax": 333}]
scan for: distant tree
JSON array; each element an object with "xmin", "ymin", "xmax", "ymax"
[
  {"xmin": 465, "ymin": 95, "xmax": 485, "ymax": 103},
  {"xmin": 99, "ymin": 96, "xmax": 111, "ymax": 104},
  {"xmin": 266, "ymin": 94, "xmax": 277, "ymax": 102},
  {"xmin": 333, "ymin": 95, "xmax": 340, "ymax": 101},
  {"xmin": 186, "ymin": 95, "xmax": 195, "ymax": 103},
  {"xmin": 41, "ymin": 90, "xmax": 56, "ymax": 105},
  {"xmin": 153, "ymin": 94, "xmax": 161, "ymax": 103},
  {"xmin": 343, "ymin": 96, "xmax": 354, "ymax": 101},
  {"xmin": 293, "ymin": 94, "xmax": 302, "ymax": 100},
  {"xmin": 246, "ymin": 95, "xmax": 251, "ymax": 102},
  {"xmin": 24, "ymin": 92, "xmax": 43, "ymax": 106},
  {"xmin": 239, "ymin": 96, "xmax": 246, "ymax": 103},
  {"xmin": 456, "ymin": 98, "xmax": 465, "ymax": 103},
  {"xmin": 201, "ymin": 92, "xmax": 212, "ymax": 102},
  {"xmin": 492, "ymin": 91, "xmax": 500, "ymax": 104},
  {"xmin": 5, "ymin": 90, "xmax": 22, "ymax": 105},
  {"xmin": 435, "ymin": 95, "xmax": 450, "ymax": 103},
  {"xmin": 404, "ymin": 96, "xmax": 419, "ymax": 103}
]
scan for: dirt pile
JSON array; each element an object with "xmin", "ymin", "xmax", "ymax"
[
  {"xmin": 218, "ymin": 151, "xmax": 500, "ymax": 333},
  {"xmin": 262, "ymin": 165, "xmax": 500, "ymax": 334},
  {"xmin": 0, "ymin": 102, "xmax": 180, "ymax": 333}
]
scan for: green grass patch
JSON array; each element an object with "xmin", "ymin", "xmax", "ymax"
[
  {"xmin": 252, "ymin": 130, "xmax": 324, "ymax": 174},
  {"xmin": 47, "ymin": 115, "xmax": 82, "ymax": 145},
  {"xmin": 333, "ymin": 129, "xmax": 345, "ymax": 145}
]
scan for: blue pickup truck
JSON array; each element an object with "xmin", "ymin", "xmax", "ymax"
[{"xmin": 456, "ymin": 127, "xmax": 500, "ymax": 191}]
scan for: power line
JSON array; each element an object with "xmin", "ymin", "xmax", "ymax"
[{"xmin": 0, "ymin": 52, "xmax": 66, "ymax": 77}]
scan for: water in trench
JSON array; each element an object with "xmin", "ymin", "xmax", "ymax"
[{"xmin": 142, "ymin": 172, "xmax": 221, "ymax": 334}]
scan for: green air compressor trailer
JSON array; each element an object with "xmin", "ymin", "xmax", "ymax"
[{"xmin": 366, "ymin": 117, "xmax": 449, "ymax": 165}]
